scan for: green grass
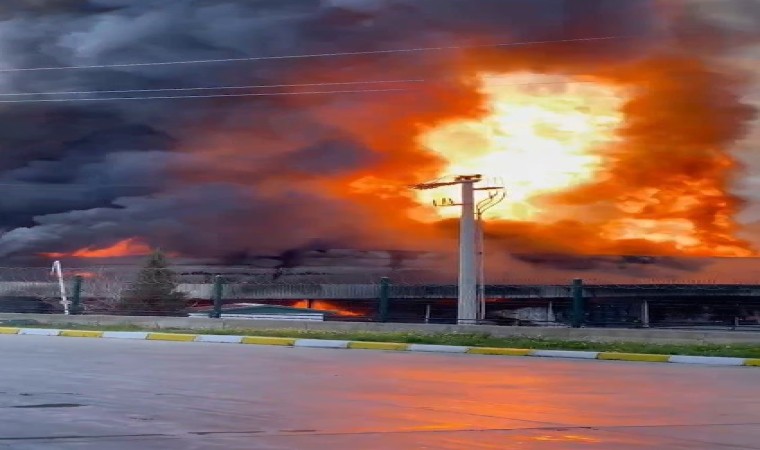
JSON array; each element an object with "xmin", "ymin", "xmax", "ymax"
[{"xmin": 3, "ymin": 320, "xmax": 759, "ymax": 358}]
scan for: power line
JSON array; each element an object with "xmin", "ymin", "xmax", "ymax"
[
  {"xmin": 0, "ymin": 183, "xmax": 162, "ymax": 188},
  {"xmin": 0, "ymin": 36, "xmax": 624, "ymax": 73},
  {"xmin": 0, "ymin": 79, "xmax": 429, "ymax": 97},
  {"xmin": 0, "ymin": 87, "xmax": 411, "ymax": 104},
  {"xmin": 0, "ymin": 79, "xmax": 611, "ymax": 103},
  {"xmin": 0, "ymin": 77, "xmax": 603, "ymax": 98}
]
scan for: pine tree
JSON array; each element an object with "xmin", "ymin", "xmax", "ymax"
[{"xmin": 117, "ymin": 250, "xmax": 187, "ymax": 316}]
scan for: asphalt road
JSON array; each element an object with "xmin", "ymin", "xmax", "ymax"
[{"xmin": 0, "ymin": 335, "xmax": 757, "ymax": 450}]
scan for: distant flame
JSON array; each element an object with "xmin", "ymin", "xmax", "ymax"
[
  {"xmin": 43, "ymin": 238, "xmax": 153, "ymax": 259},
  {"xmin": 73, "ymin": 271, "xmax": 98, "ymax": 279},
  {"xmin": 292, "ymin": 300, "xmax": 363, "ymax": 317}
]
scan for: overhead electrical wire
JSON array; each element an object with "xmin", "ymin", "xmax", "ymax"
[
  {"xmin": 0, "ymin": 79, "xmax": 428, "ymax": 97},
  {"xmin": 0, "ymin": 77, "xmax": 604, "ymax": 99},
  {"xmin": 0, "ymin": 35, "xmax": 624, "ymax": 102},
  {"xmin": 0, "ymin": 87, "xmax": 411, "ymax": 103},
  {"xmin": 0, "ymin": 36, "xmax": 623, "ymax": 73},
  {"xmin": 0, "ymin": 77, "xmax": 611, "ymax": 104},
  {"xmin": 0, "ymin": 84, "xmax": 614, "ymax": 103}
]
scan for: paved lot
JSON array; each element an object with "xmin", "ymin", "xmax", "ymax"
[{"xmin": 0, "ymin": 335, "xmax": 757, "ymax": 449}]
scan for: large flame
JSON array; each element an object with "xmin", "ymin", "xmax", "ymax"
[
  {"xmin": 416, "ymin": 73, "xmax": 625, "ymax": 221},
  {"xmin": 403, "ymin": 62, "xmax": 754, "ymax": 257}
]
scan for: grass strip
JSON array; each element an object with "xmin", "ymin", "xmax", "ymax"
[{"xmin": 3, "ymin": 321, "xmax": 759, "ymax": 359}]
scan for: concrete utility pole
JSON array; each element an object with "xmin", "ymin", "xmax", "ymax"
[
  {"xmin": 412, "ymin": 174, "xmax": 489, "ymax": 325},
  {"xmin": 457, "ymin": 175, "xmax": 479, "ymax": 324}
]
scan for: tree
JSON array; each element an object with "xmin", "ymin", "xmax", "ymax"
[
  {"xmin": 87, "ymin": 269, "xmax": 131, "ymax": 312},
  {"xmin": 117, "ymin": 250, "xmax": 187, "ymax": 316}
]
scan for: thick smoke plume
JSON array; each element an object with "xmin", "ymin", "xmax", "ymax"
[{"xmin": 0, "ymin": 0, "xmax": 758, "ymax": 278}]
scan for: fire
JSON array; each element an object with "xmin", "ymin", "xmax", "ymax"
[
  {"xmin": 403, "ymin": 63, "xmax": 754, "ymax": 257},
  {"xmin": 43, "ymin": 238, "xmax": 153, "ymax": 259},
  {"xmin": 73, "ymin": 271, "xmax": 98, "ymax": 279},
  {"xmin": 291, "ymin": 300, "xmax": 362, "ymax": 318},
  {"xmin": 416, "ymin": 73, "xmax": 625, "ymax": 221}
]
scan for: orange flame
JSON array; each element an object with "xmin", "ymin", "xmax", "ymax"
[
  {"xmin": 43, "ymin": 238, "xmax": 153, "ymax": 259},
  {"xmin": 417, "ymin": 73, "xmax": 625, "ymax": 221},
  {"xmin": 292, "ymin": 300, "xmax": 363, "ymax": 317},
  {"xmin": 73, "ymin": 271, "xmax": 98, "ymax": 279},
  {"xmin": 411, "ymin": 69, "xmax": 754, "ymax": 257}
]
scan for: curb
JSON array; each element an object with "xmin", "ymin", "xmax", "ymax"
[
  {"xmin": 532, "ymin": 349, "xmax": 599, "ymax": 359},
  {"xmin": 0, "ymin": 327, "xmax": 757, "ymax": 367}
]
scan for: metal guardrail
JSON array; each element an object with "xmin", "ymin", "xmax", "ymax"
[
  {"xmin": 1, "ymin": 276, "xmax": 760, "ymax": 329},
  {"xmin": 4, "ymin": 281, "xmax": 760, "ymax": 300}
]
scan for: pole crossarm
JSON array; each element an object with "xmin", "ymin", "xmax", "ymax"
[
  {"xmin": 410, "ymin": 174, "xmax": 483, "ymax": 191},
  {"xmin": 410, "ymin": 181, "xmax": 460, "ymax": 190}
]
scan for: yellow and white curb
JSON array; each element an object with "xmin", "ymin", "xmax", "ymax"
[{"xmin": 1, "ymin": 327, "xmax": 758, "ymax": 367}]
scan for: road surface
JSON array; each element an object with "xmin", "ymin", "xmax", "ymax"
[{"xmin": 0, "ymin": 335, "xmax": 757, "ymax": 449}]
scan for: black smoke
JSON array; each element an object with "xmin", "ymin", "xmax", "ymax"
[{"xmin": 512, "ymin": 253, "xmax": 707, "ymax": 275}]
